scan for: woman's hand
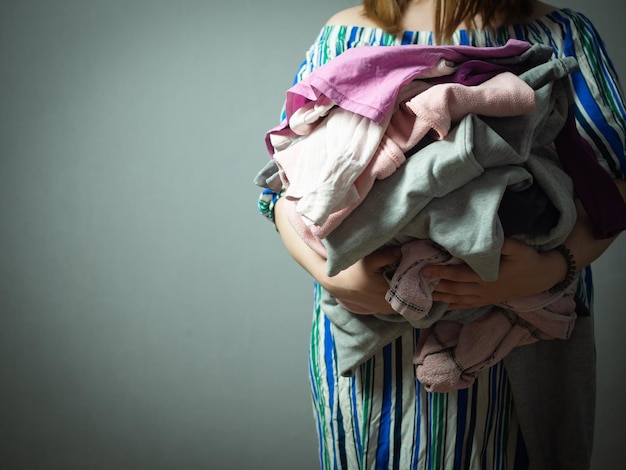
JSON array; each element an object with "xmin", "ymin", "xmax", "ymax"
[
  {"xmin": 320, "ymin": 246, "xmax": 401, "ymax": 314},
  {"xmin": 422, "ymin": 238, "xmax": 568, "ymax": 310},
  {"xmin": 422, "ymin": 186, "xmax": 626, "ymax": 310}
]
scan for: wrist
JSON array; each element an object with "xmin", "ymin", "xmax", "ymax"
[{"xmin": 546, "ymin": 244, "xmax": 577, "ymax": 293}]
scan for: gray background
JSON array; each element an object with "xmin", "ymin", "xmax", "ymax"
[{"xmin": 0, "ymin": 0, "xmax": 624, "ymax": 469}]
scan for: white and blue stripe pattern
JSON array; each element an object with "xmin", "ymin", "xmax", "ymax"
[{"xmin": 259, "ymin": 8, "xmax": 625, "ymax": 469}]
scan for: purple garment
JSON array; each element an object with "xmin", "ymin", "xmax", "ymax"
[
  {"xmin": 265, "ymin": 39, "xmax": 533, "ymax": 155},
  {"xmin": 426, "ymin": 61, "xmax": 526, "ymax": 86},
  {"xmin": 554, "ymin": 107, "xmax": 626, "ymax": 238}
]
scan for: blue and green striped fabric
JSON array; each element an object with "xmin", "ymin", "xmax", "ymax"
[{"xmin": 259, "ymin": 8, "xmax": 625, "ymax": 469}]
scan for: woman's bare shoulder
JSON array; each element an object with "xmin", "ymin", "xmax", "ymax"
[
  {"xmin": 531, "ymin": 2, "xmax": 559, "ymax": 20},
  {"xmin": 325, "ymin": 6, "xmax": 379, "ymax": 28}
]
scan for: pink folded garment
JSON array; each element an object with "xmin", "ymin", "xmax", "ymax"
[
  {"xmin": 385, "ymin": 239, "xmax": 461, "ymax": 320},
  {"xmin": 413, "ymin": 291, "xmax": 577, "ymax": 392}
]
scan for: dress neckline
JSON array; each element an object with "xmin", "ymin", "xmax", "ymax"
[{"xmin": 320, "ymin": 7, "xmax": 567, "ymax": 39}]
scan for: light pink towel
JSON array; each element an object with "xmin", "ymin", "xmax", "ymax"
[
  {"xmin": 385, "ymin": 239, "xmax": 462, "ymax": 320},
  {"xmin": 413, "ymin": 288, "xmax": 576, "ymax": 392}
]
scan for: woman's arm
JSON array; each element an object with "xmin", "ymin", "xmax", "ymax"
[
  {"xmin": 276, "ymin": 180, "xmax": 625, "ymax": 313},
  {"xmin": 423, "ymin": 179, "xmax": 626, "ymax": 310},
  {"xmin": 274, "ymin": 197, "xmax": 400, "ymax": 314}
]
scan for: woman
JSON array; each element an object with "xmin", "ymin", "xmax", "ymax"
[{"xmin": 257, "ymin": 1, "xmax": 626, "ymax": 468}]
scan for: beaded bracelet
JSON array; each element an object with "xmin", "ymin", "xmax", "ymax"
[{"xmin": 548, "ymin": 244, "xmax": 577, "ymax": 293}]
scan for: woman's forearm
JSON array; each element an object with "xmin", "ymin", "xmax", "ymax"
[
  {"xmin": 274, "ymin": 178, "xmax": 626, "ymax": 312},
  {"xmin": 274, "ymin": 197, "xmax": 400, "ymax": 313},
  {"xmin": 274, "ymin": 197, "xmax": 328, "ymax": 281}
]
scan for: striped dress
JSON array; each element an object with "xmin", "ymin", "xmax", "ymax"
[{"xmin": 258, "ymin": 8, "xmax": 626, "ymax": 470}]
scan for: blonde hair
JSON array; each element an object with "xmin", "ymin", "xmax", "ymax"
[{"xmin": 363, "ymin": 0, "xmax": 533, "ymax": 42}]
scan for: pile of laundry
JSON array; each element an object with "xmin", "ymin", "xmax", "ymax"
[{"xmin": 254, "ymin": 39, "xmax": 620, "ymax": 392}]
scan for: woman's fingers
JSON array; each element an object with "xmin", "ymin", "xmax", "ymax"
[
  {"xmin": 363, "ymin": 245, "xmax": 402, "ymax": 270},
  {"xmin": 422, "ymin": 263, "xmax": 480, "ymax": 283}
]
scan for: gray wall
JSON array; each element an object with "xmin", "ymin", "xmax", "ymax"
[{"xmin": 0, "ymin": 1, "xmax": 623, "ymax": 469}]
